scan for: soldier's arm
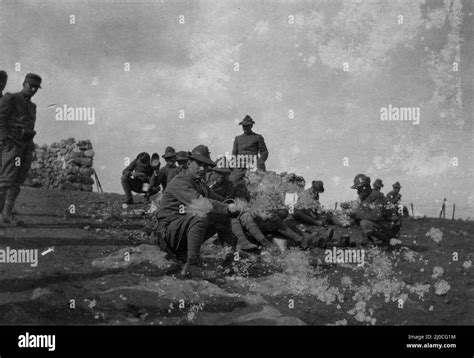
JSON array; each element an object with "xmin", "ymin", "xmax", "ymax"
[
  {"xmin": 232, "ymin": 137, "xmax": 238, "ymax": 156},
  {"xmin": 0, "ymin": 93, "xmax": 13, "ymax": 141},
  {"xmin": 122, "ymin": 159, "xmax": 137, "ymax": 177},
  {"xmin": 258, "ymin": 135, "xmax": 269, "ymax": 161}
]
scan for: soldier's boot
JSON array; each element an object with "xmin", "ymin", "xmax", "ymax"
[
  {"xmin": 3, "ymin": 186, "xmax": 23, "ymax": 226},
  {"xmin": 301, "ymin": 227, "xmax": 335, "ymax": 249},
  {"xmin": 231, "ymin": 219, "xmax": 258, "ymax": 251},
  {"xmin": 368, "ymin": 230, "xmax": 391, "ymax": 246},
  {"xmin": 121, "ymin": 176, "xmax": 134, "ymax": 205},
  {"xmin": 239, "ymin": 213, "xmax": 271, "ymax": 249}
]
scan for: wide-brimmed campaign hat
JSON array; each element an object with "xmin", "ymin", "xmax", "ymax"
[
  {"xmin": 162, "ymin": 146, "xmax": 176, "ymax": 158},
  {"xmin": 25, "ymin": 73, "xmax": 42, "ymax": 88},
  {"xmin": 176, "ymin": 150, "xmax": 188, "ymax": 162},
  {"xmin": 312, "ymin": 180, "xmax": 325, "ymax": 192},
  {"xmin": 393, "ymin": 181, "xmax": 402, "ymax": 188},
  {"xmin": 351, "ymin": 174, "xmax": 370, "ymax": 189},
  {"xmin": 373, "ymin": 179, "xmax": 384, "ymax": 188},
  {"xmin": 238, "ymin": 115, "xmax": 255, "ymax": 126},
  {"xmin": 188, "ymin": 145, "xmax": 214, "ymax": 166}
]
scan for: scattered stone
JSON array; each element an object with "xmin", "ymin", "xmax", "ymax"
[
  {"xmin": 425, "ymin": 227, "xmax": 443, "ymax": 244},
  {"xmin": 84, "ymin": 298, "xmax": 97, "ymax": 309},
  {"xmin": 390, "ymin": 238, "xmax": 402, "ymax": 246},
  {"xmin": 463, "ymin": 260, "xmax": 472, "ymax": 269},
  {"xmin": 431, "ymin": 266, "xmax": 444, "ymax": 279},
  {"xmin": 434, "ymin": 280, "xmax": 451, "ymax": 296},
  {"xmin": 428, "ymin": 306, "xmax": 434, "ymax": 311}
]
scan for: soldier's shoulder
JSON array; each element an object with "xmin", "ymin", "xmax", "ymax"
[{"xmin": 1, "ymin": 92, "xmax": 15, "ymax": 102}]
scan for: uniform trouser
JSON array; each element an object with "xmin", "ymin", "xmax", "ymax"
[
  {"xmin": 359, "ymin": 219, "xmax": 400, "ymax": 243},
  {"xmin": 231, "ymin": 212, "xmax": 268, "ymax": 246},
  {"xmin": 163, "ymin": 212, "xmax": 236, "ymax": 263},
  {"xmin": 0, "ymin": 142, "xmax": 34, "ymax": 213},
  {"xmin": 121, "ymin": 175, "xmax": 146, "ymax": 201}
]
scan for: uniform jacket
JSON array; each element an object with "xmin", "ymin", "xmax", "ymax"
[
  {"xmin": 0, "ymin": 92, "xmax": 37, "ymax": 149},
  {"xmin": 122, "ymin": 153, "xmax": 153, "ymax": 178},
  {"xmin": 158, "ymin": 164, "xmax": 180, "ymax": 190},
  {"xmin": 354, "ymin": 189, "xmax": 387, "ymax": 222},
  {"xmin": 387, "ymin": 190, "xmax": 402, "ymax": 205},
  {"xmin": 232, "ymin": 131, "xmax": 269, "ymax": 165},
  {"xmin": 157, "ymin": 171, "xmax": 227, "ymax": 221}
]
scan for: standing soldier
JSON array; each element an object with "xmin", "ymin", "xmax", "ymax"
[
  {"xmin": 229, "ymin": 115, "xmax": 269, "ymax": 185},
  {"xmin": 158, "ymin": 146, "xmax": 179, "ymax": 190},
  {"xmin": 155, "ymin": 145, "xmax": 240, "ymax": 277},
  {"xmin": 0, "ymin": 73, "xmax": 41, "ymax": 225}
]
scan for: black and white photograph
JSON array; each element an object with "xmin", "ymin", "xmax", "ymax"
[{"xmin": 0, "ymin": 0, "xmax": 473, "ymax": 354}]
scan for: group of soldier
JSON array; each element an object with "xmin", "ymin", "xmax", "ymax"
[
  {"xmin": 0, "ymin": 70, "xmax": 42, "ymax": 227},
  {"xmin": 122, "ymin": 114, "xmax": 406, "ymax": 277}
]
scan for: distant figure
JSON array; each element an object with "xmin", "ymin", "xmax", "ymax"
[
  {"xmin": 373, "ymin": 179, "xmax": 384, "ymax": 195},
  {"xmin": 229, "ymin": 115, "xmax": 269, "ymax": 185},
  {"xmin": 0, "ymin": 73, "xmax": 41, "ymax": 225},
  {"xmin": 387, "ymin": 182, "xmax": 402, "ymax": 205},
  {"xmin": 158, "ymin": 146, "xmax": 179, "ymax": 190},
  {"xmin": 350, "ymin": 174, "xmax": 400, "ymax": 246},
  {"xmin": 121, "ymin": 152, "xmax": 153, "ymax": 205},
  {"xmin": 0, "ymin": 70, "xmax": 7, "ymax": 99}
]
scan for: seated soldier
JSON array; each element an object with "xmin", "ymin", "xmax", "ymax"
[
  {"xmin": 121, "ymin": 152, "xmax": 153, "ymax": 205},
  {"xmin": 372, "ymin": 179, "xmax": 384, "ymax": 196},
  {"xmin": 350, "ymin": 174, "xmax": 401, "ymax": 246},
  {"xmin": 386, "ymin": 181, "xmax": 409, "ymax": 217},
  {"xmin": 158, "ymin": 146, "xmax": 180, "ymax": 190},
  {"xmin": 175, "ymin": 150, "xmax": 189, "ymax": 172},
  {"xmin": 154, "ymin": 145, "xmax": 240, "ymax": 277}
]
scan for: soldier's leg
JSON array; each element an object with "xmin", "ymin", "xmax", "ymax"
[
  {"xmin": 0, "ymin": 143, "xmax": 23, "ymax": 219},
  {"xmin": 3, "ymin": 149, "xmax": 33, "ymax": 222},
  {"xmin": 239, "ymin": 212, "xmax": 269, "ymax": 247},
  {"xmin": 121, "ymin": 174, "xmax": 134, "ymax": 204},
  {"xmin": 360, "ymin": 219, "xmax": 391, "ymax": 245},
  {"xmin": 293, "ymin": 209, "xmax": 325, "ymax": 226}
]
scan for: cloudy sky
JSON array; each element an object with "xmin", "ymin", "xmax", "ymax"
[{"xmin": 0, "ymin": 0, "xmax": 472, "ymax": 218}]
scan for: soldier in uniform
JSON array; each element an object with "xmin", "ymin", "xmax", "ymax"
[
  {"xmin": 229, "ymin": 115, "xmax": 269, "ymax": 185},
  {"xmin": 175, "ymin": 150, "xmax": 189, "ymax": 172},
  {"xmin": 158, "ymin": 146, "xmax": 179, "ymax": 190},
  {"xmin": 387, "ymin": 182, "xmax": 402, "ymax": 205},
  {"xmin": 373, "ymin": 179, "xmax": 384, "ymax": 195},
  {"xmin": 0, "ymin": 73, "xmax": 41, "ymax": 225},
  {"xmin": 144, "ymin": 152, "xmax": 161, "ymax": 203},
  {"xmin": 350, "ymin": 174, "xmax": 400, "ymax": 246},
  {"xmin": 121, "ymin": 152, "xmax": 153, "ymax": 205},
  {"xmin": 155, "ymin": 145, "xmax": 240, "ymax": 277}
]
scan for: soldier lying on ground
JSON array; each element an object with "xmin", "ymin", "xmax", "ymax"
[
  {"xmin": 154, "ymin": 145, "xmax": 241, "ymax": 277},
  {"xmin": 121, "ymin": 152, "xmax": 153, "ymax": 205},
  {"xmin": 350, "ymin": 174, "xmax": 401, "ymax": 246}
]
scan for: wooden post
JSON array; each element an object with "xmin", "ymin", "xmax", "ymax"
[
  {"xmin": 410, "ymin": 203, "xmax": 414, "ymax": 217},
  {"xmin": 334, "ymin": 202, "xmax": 338, "ymax": 210},
  {"xmin": 452, "ymin": 203, "xmax": 455, "ymax": 220},
  {"xmin": 439, "ymin": 198, "xmax": 447, "ymax": 219}
]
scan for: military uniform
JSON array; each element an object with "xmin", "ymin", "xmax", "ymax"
[
  {"xmin": 205, "ymin": 171, "xmax": 234, "ymax": 199},
  {"xmin": 387, "ymin": 190, "xmax": 401, "ymax": 205},
  {"xmin": 157, "ymin": 163, "xmax": 179, "ymax": 190},
  {"xmin": 351, "ymin": 174, "xmax": 400, "ymax": 245},
  {"xmin": 121, "ymin": 152, "xmax": 153, "ymax": 203},
  {"xmin": 0, "ymin": 91, "xmax": 38, "ymax": 218},
  {"xmin": 229, "ymin": 115, "xmax": 269, "ymax": 184}
]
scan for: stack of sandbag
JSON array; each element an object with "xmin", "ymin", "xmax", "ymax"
[{"xmin": 27, "ymin": 138, "xmax": 95, "ymax": 191}]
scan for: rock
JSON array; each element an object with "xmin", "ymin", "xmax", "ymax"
[
  {"xmin": 434, "ymin": 280, "xmax": 451, "ymax": 296},
  {"xmin": 84, "ymin": 149, "xmax": 95, "ymax": 157},
  {"xmin": 233, "ymin": 306, "xmax": 306, "ymax": 325}
]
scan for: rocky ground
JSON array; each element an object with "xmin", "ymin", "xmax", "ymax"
[{"xmin": 0, "ymin": 187, "xmax": 472, "ymax": 326}]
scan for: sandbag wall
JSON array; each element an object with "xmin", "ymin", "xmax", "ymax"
[{"xmin": 27, "ymin": 138, "xmax": 95, "ymax": 191}]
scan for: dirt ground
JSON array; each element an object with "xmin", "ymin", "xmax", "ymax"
[{"xmin": 0, "ymin": 187, "xmax": 472, "ymax": 325}]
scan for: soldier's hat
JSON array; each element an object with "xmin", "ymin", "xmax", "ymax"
[
  {"xmin": 162, "ymin": 146, "xmax": 177, "ymax": 158},
  {"xmin": 238, "ymin": 115, "xmax": 255, "ymax": 126},
  {"xmin": 0, "ymin": 70, "xmax": 7, "ymax": 80},
  {"xmin": 373, "ymin": 179, "xmax": 384, "ymax": 188},
  {"xmin": 312, "ymin": 180, "xmax": 325, "ymax": 193},
  {"xmin": 176, "ymin": 151, "xmax": 188, "ymax": 162},
  {"xmin": 351, "ymin": 174, "xmax": 370, "ymax": 189},
  {"xmin": 188, "ymin": 145, "xmax": 214, "ymax": 166},
  {"xmin": 24, "ymin": 73, "xmax": 42, "ymax": 88},
  {"xmin": 393, "ymin": 181, "xmax": 402, "ymax": 188},
  {"xmin": 137, "ymin": 152, "xmax": 150, "ymax": 164}
]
